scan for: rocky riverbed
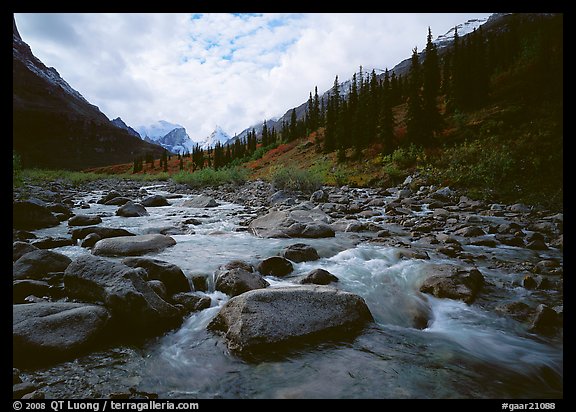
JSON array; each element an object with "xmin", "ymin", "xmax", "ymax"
[{"xmin": 12, "ymin": 176, "xmax": 563, "ymax": 399}]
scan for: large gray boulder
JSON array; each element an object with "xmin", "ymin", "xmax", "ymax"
[
  {"xmin": 281, "ymin": 243, "xmax": 320, "ymax": 263},
  {"xmin": 63, "ymin": 254, "xmax": 182, "ymax": 334},
  {"xmin": 208, "ymin": 285, "xmax": 373, "ymax": 355},
  {"xmin": 249, "ymin": 209, "xmax": 335, "ymax": 238},
  {"xmin": 214, "ymin": 261, "xmax": 269, "ymax": 297},
  {"xmin": 13, "ymin": 302, "xmax": 110, "ymax": 367},
  {"xmin": 183, "ymin": 195, "xmax": 219, "ymax": 208},
  {"xmin": 13, "ymin": 241, "xmax": 39, "ymax": 262},
  {"xmin": 122, "ymin": 257, "xmax": 191, "ymax": 295},
  {"xmin": 116, "ymin": 201, "xmax": 149, "ymax": 217},
  {"xmin": 92, "ymin": 234, "xmax": 176, "ymax": 256},
  {"xmin": 13, "ymin": 200, "xmax": 59, "ymax": 230},
  {"xmin": 141, "ymin": 195, "xmax": 170, "ymax": 207},
  {"xmin": 13, "ymin": 250, "xmax": 72, "ymax": 280},
  {"xmin": 420, "ymin": 265, "xmax": 484, "ymax": 304}
]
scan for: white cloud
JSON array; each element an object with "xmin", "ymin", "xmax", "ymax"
[{"xmin": 14, "ymin": 12, "xmax": 492, "ymax": 140}]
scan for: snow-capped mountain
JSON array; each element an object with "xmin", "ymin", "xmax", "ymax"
[
  {"xmin": 136, "ymin": 120, "xmax": 195, "ymax": 154},
  {"xmin": 433, "ymin": 15, "xmax": 493, "ymax": 49},
  {"xmin": 112, "ymin": 117, "xmax": 140, "ymax": 138},
  {"xmin": 195, "ymin": 126, "xmax": 232, "ymax": 150}
]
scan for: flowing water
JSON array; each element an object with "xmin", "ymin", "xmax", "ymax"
[{"xmin": 22, "ymin": 184, "xmax": 563, "ymax": 399}]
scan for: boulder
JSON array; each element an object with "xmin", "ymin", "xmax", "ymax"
[
  {"xmin": 183, "ymin": 196, "xmax": 219, "ymax": 208},
  {"xmin": 68, "ymin": 214, "xmax": 102, "ymax": 226},
  {"xmin": 455, "ymin": 226, "xmax": 486, "ymax": 237},
  {"xmin": 310, "ymin": 189, "xmax": 328, "ymax": 203},
  {"xmin": 257, "ymin": 256, "xmax": 293, "ymax": 277},
  {"xmin": 529, "ymin": 304, "xmax": 561, "ymax": 335},
  {"xmin": 97, "ymin": 190, "xmax": 121, "ymax": 204},
  {"xmin": 281, "ymin": 243, "xmax": 320, "ymax": 263},
  {"xmin": 13, "ymin": 250, "xmax": 72, "ymax": 280},
  {"xmin": 13, "ymin": 200, "xmax": 59, "ymax": 230},
  {"xmin": 300, "ymin": 269, "xmax": 339, "ymax": 285},
  {"xmin": 141, "ymin": 195, "xmax": 170, "ymax": 207},
  {"xmin": 63, "ymin": 254, "xmax": 182, "ymax": 335},
  {"xmin": 31, "ymin": 237, "xmax": 74, "ymax": 249},
  {"xmin": 71, "ymin": 226, "xmax": 135, "ymax": 241},
  {"xmin": 81, "ymin": 233, "xmax": 101, "ymax": 248},
  {"xmin": 13, "ymin": 280, "xmax": 52, "ymax": 303},
  {"xmin": 192, "ymin": 275, "xmax": 208, "ymax": 292},
  {"xmin": 249, "ymin": 209, "xmax": 334, "ymax": 238},
  {"xmin": 147, "ymin": 280, "xmax": 167, "ymax": 300},
  {"xmin": 420, "ymin": 266, "xmax": 484, "ymax": 304},
  {"xmin": 105, "ymin": 197, "xmax": 132, "ymax": 206},
  {"xmin": 171, "ymin": 292, "xmax": 211, "ymax": 313},
  {"xmin": 13, "ymin": 302, "xmax": 110, "ymax": 367},
  {"xmin": 116, "ymin": 201, "xmax": 149, "ymax": 217},
  {"xmin": 122, "ymin": 257, "xmax": 191, "ymax": 295},
  {"xmin": 208, "ymin": 285, "xmax": 373, "ymax": 355},
  {"xmin": 13, "ymin": 241, "xmax": 39, "ymax": 262},
  {"xmin": 92, "ymin": 234, "xmax": 176, "ymax": 257},
  {"xmin": 214, "ymin": 261, "xmax": 269, "ymax": 297}
]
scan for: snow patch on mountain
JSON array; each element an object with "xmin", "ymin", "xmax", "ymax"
[
  {"xmin": 434, "ymin": 16, "xmax": 491, "ymax": 48},
  {"xmin": 195, "ymin": 126, "xmax": 232, "ymax": 150},
  {"xmin": 136, "ymin": 120, "xmax": 184, "ymax": 141},
  {"xmin": 135, "ymin": 120, "xmax": 195, "ymax": 154}
]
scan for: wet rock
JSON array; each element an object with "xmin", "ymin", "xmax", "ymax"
[
  {"xmin": 214, "ymin": 261, "xmax": 269, "ymax": 297},
  {"xmin": 64, "ymin": 254, "xmax": 182, "ymax": 335},
  {"xmin": 122, "ymin": 257, "xmax": 191, "ymax": 295},
  {"xmin": 13, "ymin": 382, "xmax": 38, "ymax": 399},
  {"xmin": 420, "ymin": 266, "xmax": 484, "ymax": 304},
  {"xmin": 455, "ymin": 226, "xmax": 486, "ymax": 237},
  {"xmin": 431, "ymin": 186, "xmax": 456, "ymax": 200},
  {"xmin": 183, "ymin": 195, "xmax": 219, "ymax": 208},
  {"xmin": 300, "ymin": 269, "xmax": 339, "ymax": 285},
  {"xmin": 105, "ymin": 197, "xmax": 132, "ymax": 206},
  {"xmin": 13, "ymin": 302, "xmax": 110, "ymax": 367},
  {"xmin": 13, "ymin": 200, "xmax": 59, "ymax": 230},
  {"xmin": 31, "ymin": 236, "xmax": 75, "ymax": 249},
  {"xmin": 97, "ymin": 190, "xmax": 121, "ymax": 204},
  {"xmin": 13, "ymin": 280, "xmax": 52, "ymax": 303},
  {"xmin": 116, "ymin": 201, "xmax": 149, "ymax": 217},
  {"xmin": 533, "ymin": 260, "xmax": 562, "ymax": 276},
  {"xmin": 509, "ymin": 203, "xmax": 531, "ymax": 213},
  {"xmin": 13, "ymin": 241, "xmax": 39, "ymax": 262},
  {"xmin": 526, "ymin": 239, "xmax": 549, "ymax": 250},
  {"xmin": 281, "ymin": 243, "xmax": 320, "ymax": 263},
  {"xmin": 529, "ymin": 304, "xmax": 561, "ymax": 335},
  {"xmin": 92, "ymin": 234, "xmax": 176, "ymax": 257},
  {"xmin": 469, "ymin": 236, "xmax": 498, "ymax": 247},
  {"xmin": 192, "ymin": 275, "xmax": 208, "ymax": 292},
  {"xmin": 208, "ymin": 285, "xmax": 373, "ymax": 355},
  {"xmin": 494, "ymin": 234, "xmax": 525, "ymax": 247},
  {"xmin": 141, "ymin": 194, "xmax": 170, "ymax": 207},
  {"xmin": 71, "ymin": 226, "xmax": 135, "ymax": 241},
  {"xmin": 171, "ymin": 292, "xmax": 211, "ymax": 312},
  {"xmin": 257, "ymin": 256, "xmax": 294, "ymax": 277},
  {"xmin": 522, "ymin": 275, "xmax": 538, "ymax": 290},
  {"xmin": 495, "ymin": 301, "xmax": 533, "ymax": 322},
  {"xmin": 68, "ymin": 214, "xmax": 103, "ymax": 226},
  {"xmin": 81, "ymin": 233, "xmax": 101, "ymax": 248},
  {"xmin": 13, "ymin": 250, "xmax": 72, "ymax": 280},
  {"xmin": 249, "ymin": 209, "xmax": 334, "ymax": 238},
  {"xmin": 21, "ymin": 390, "xmax": 45, "ymax": 399}
]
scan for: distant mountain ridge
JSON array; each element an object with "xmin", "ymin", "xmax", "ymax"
[{"xmin": 13, "ymin": 16, "xmax": 165, "ymax": 170}]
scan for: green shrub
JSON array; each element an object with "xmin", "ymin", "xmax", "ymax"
[
  {"xmin": 171, "ymin": 167, "xmax": 247, "ymax": 188},
  {"xmin": 268, "ymin": 165, "xmax": 323, "ymax": 193}
]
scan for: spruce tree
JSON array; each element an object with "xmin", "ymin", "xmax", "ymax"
[
  {"xmin": 379, "ymin": 68, "xmax": 395, "ymax": 154},
  {"xmin": 423, "ymin": 27, "xmax": 442, "ymax": 144},
  {"xmin": 406, "ymin": 47, "xmax": 425, "ymax": 146}
]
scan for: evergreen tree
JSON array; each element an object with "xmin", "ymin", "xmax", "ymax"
[
  {"xmin": 289, "ymin": 108, "xmax": 298, "ymax": 141},
  {"xmin": 324, "ymin": 75, "xmax": 341, "ymax": 153},
  {"xmin": 161, "ymin": 149, "xmax": 168, "ymax": 172},
  {"xmin": 406, "ymin": 47, "xmax": 426, "ymax": 146},
  {"xmin": 262, "ymin": 120, "xmax": 269, "ymax": 147},
  {"xmin": 379, "ymin": 68, "xmax": 395, "ymax": 154},
  {"xmin": 422, "ymin": 27, "xmax": 442, "ymax": 144},
  {"xmin": 179, "ymin": 155, "xmax": 184, "ymax": 171}
]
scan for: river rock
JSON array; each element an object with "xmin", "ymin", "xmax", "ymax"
[
  {"xmin": 13, "ymin": 302, "xmax": 110, "ymax": 367},
  {"xmin": 455, "ymin": 226, "xmax": 486, "ymax": 237},
  {"xmin": 67, "ymin": 214, "xmax": 103, "ymax": 227},
  {"xmin": 64, "ymin": 254, "xmax": 182, "ymax": 335},
  {"xmin": 13, "ymin": 241, "xmax": 39, "ymax": 262},
  {"xmin": 81, "ymin": 233, "xmax": 101, "ymax": 248},
  {"xmin": 97, "ymin": 190, "xmax": 121, "ymax": 204},
  {"xmin": 310, "ymin": 189, "xmax": 328, "ymax": 203},
  {"xmin": 183, "ymin": 195, "xmax": 219, "ymax": 208},
  {"xmin": 208, "ymin": 285, "xmax": 373, "ymax": 355},
  {"xmin": 105, "ymin": 197, "xmax": 132, "ymax": 206},
  {"xmin": 281, "ymin": 243, "xmax": 320, "ymax": 263},
  {"xmin": 147, "ymin": 280, "xmax": 167, "ymax": 299},
  {"xmin": 71, "ymin": 226, "xmax": 135, "ymax": 241},
  {"xmin": 300, "ymin": 269, "xmax": 339, "ymax": 285},
  {"xmin": 192, "ymin": 275, "xmax": 208, "ymax": 292},
  {"xmin": 13, "ymin": 250, "xmax": 72, "ymax": 280},
  {"xmin": 171, "ymin": 292, "xmax": 211, "ymax": 313},
  {"xmin": 13, "ymin": 280, "xmax": 52, "ymax": 303},
  {"xmin": 257, "ymin": 256, "xmax": 293, "ymax": 277},
  {"xmin": 92, "ymin": 234, "xmax": 176, "ymax": 256},
  {"xmin": 122, "ymin": 257, "xmax": 191, "ymax": 295},
  {"xmin": 141, "ymin": 195, "xmax": 170, "ymax": 207},
  {"xmin": 31, "ymin": 236, "xmax": 74, "ymax": 249},
  {"xmin": 420, "ymin": 266, "xmax": 484, "ymax": 304},
  {"xmin": 214, "ymin": 261, "xmax": 269, "ymax": 297},
  {"xmin": 13, "ymin": 200, "xmax": 59, "ymax": 230},
  {"xmin": 116, "ymin": 201, "xmax": 149, "ymax": 217},
  {"xmin": 529, "ymin": 304, "xmax": 561, "ymax": 335},
  {"xmin": 249, "ymin": 209, "xmax": 334, "ymax": 238}
]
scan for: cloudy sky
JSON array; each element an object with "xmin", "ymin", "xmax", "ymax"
[{"xmin": 15, "ymin": 13, "xmax": 492, "ymax": 140}]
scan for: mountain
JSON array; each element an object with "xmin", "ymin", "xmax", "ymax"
[
  {"xmin": 196, "ymin": 126, "xmax": 232, "ymax": 150},
  {"xmin": 111, "ymin": 117, "xmax": 140, "ymax": 138},
  {"xmin": 135, "ymin": 120, "xmax": 195, "ymax": 154},
  {"xmin": 12, "ymin": 17, "xmax": 165, "ymax": 170}
]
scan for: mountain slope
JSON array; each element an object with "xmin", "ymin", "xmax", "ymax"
[
  {"xmin": 136, "ymin": 120, "xmax": 196, "ymax": 154},
  {"xmin": 12, "ymin": 17, "xmax": 164, "ymax": 170},
  {"xmin": 196, "ymin": 126, "xmax": 232, "ymax": 150}
]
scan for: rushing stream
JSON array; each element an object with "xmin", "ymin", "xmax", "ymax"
[{"xmin": 20, "ymin": 184, "xmax": 563, "ymax": 399}]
